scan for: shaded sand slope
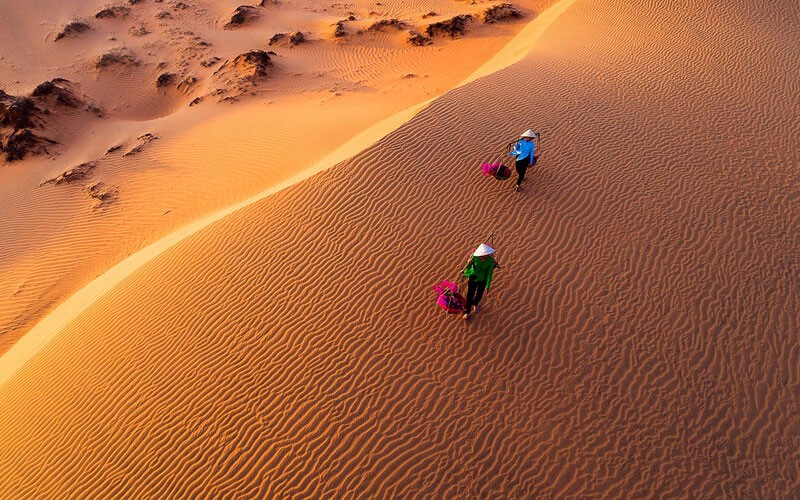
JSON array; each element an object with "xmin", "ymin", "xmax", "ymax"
[{"xmin": 1, "ymin": 0, "xmax": 799, "ymax": 497}]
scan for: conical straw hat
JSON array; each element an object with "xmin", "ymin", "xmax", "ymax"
[
  {"xmin": 520, "ymin": 129, "xmax": 537, "ymax": 138},
  {"xmin": 473, "ymin": 243, "xmax": 495, "ymax": 256}
]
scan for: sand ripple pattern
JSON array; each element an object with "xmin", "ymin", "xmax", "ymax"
[{"xmin": 2, "ymin": 0, "xmax": 799, "ymax": 497}]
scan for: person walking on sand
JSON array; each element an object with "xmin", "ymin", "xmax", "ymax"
[
  {"xmin": 462, "ymin": 243, "xmax": 500, "ymax": 320},
  {"xmin": 509, "ymin": 129, "xmax": 538, "ymax": 192}
]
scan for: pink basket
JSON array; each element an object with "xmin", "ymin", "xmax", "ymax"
[
  {"xmin": 482, "ymin": 163, "xmax": 511, "ymax": 181},
  {"xmin": 433, "ymin": 280, "xmax": 459, "ymax": 295},
  {"xmin": 432, "ymin": 280, "xmax": 465, "ymax": 314}
]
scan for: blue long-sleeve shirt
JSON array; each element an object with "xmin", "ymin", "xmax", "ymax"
[{"xmin": 510, "ymin": 139, "xmax": 536, "ymax": 165}]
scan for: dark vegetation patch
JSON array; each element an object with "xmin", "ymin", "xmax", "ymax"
[
  {"xmin": 201, "ymin": 57, "xmax": 221, "ymax": 67},
  {"xmin": 123, "ymin": 133, "xmax": 158, "ymax": 157},
  {"xmin": 333, "ymin": 20, "xmax": 347, "ymax": 37},
  {"xmin": 407, "ymin": 31, "xmax": 432, "ymax": 46},
  {"xmin": 156, "ymin": 72, "xmax": 176, "ymax": 87},
  {"xmin": 0, "ymin": 80, "xmax": 90, "ymax": 161},
  {"xmin": 0, "ymin": 95, "xmax": 38, "ymax": 130},
  {"xmin": 42, "ymin": 161, "xmax": 97, "ymax": 185},
  {"xmin": 95, "ymin": 48, "xmax": 140, "ymax": 68},
  {"xmin": 425, "ymin": 15, "xmax": 473, "ymax": 37},
  {"xmin": 225, "ymin": 5, "xmax": 259, "ymax": 29},
  {"xmin": 482, "ymin": 3, "xmax": 522, "ymax": 23},
  {"xmin": 364, "ymin": 19, "xmax": 407, "ymax": 32},
  {"xmin": 95, "ymin": 6, "xmax": 131, "ymax": 19},
  {"xmin": 269, "ymin": 31, "xmax": 305, "ymax": 46},
  {"xmin": 54, "ymin": 21, "xmax": 91, "ymax": 41},
  {"xmin": 129, "ymin": 24, "xmax": 150, "ymax": 36},
  {"xmin": 1, "ymin": 129, "xmax": 56, "ymax": 162},
  {"xmin": 85, "ymin": 181, "xmax": 118, "ymax": 207},
  {"xmin": 228, "ymin": 50, "xmax": 272, "ymax": 78},
  {"xmin": 32, "ymin": 79, "xmax": 81, "ymax": 107}
]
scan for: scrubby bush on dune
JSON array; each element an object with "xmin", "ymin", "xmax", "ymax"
[
  {"xmin": 129, "ymin": 25, "xmax": 150, "ymax": 36},
  {"xmin": 482, "ymin": 3, "xmax": 522, "ymax": 23},
  {"xmin": 0, "ymin": 126, "xmax": 57, "ymax": 162},
  {"xmin": 42, "ymin": 161, "xmax": 97, "ymax": 185},
  {"xmin": 32, "ymin": 79, "xmax": 81, "ymax": 107},
  {"xmin": 229, "ymin": 50, "xmax": 272, "ymax": 77},
  {"xmin": 269, "ymin": 31, "xmax": 305, "ymax": 46},
  {"xmin": 224, "ymin": 5, "xmax": 259, "ymax": 29},
  {"xmin": 156, "ymin": 72, "xmax": 176, "ymax": 88},
  {"xmin": 85, "ymin": 181, "xmax": 118, "ymax": 207},
  {"xmin": 0, "ymin": 96, "xmax": 38, "ymax": 130},
  {"xmin": 407, "ymin": 32, "xmax": 432, "ymax": 45},
  {"xmin": 0, "ymin": 82, "xmax": 93, "ymax": 161},
  {"xmin": 95, "ymin": 6, "xmax": 131, "ymax": 19},
  {"xmin": 333, "ymin": 20, "xmax": 347, "ymax": 38},
  {"xmin": 95, "ymin": 48, "xmax": 140, "ymax": 69},
  {"xmin": 364, "ymin": 19, "xmax": 407, "ymax": 32},
  {"xmin": 425, "ymin": 14, "xmax": 473, "ymax": 37},
  {"xmin": 53, "ymin": 20, "xmax": 91, "ymax": 41}
]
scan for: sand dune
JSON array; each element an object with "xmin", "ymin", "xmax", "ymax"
[
  {"xmin": 0, "ymin": 0, "xmax": 576, "ymax": 383},
  {"xmin": 1, "ymin": 0, "xmax": 799, "ymax": 497},
  {"xmin": 1, "ymin": 0, "xmax": 551, "ymax": 351}
]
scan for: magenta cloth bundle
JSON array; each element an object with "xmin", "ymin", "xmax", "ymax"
[
  {"xmin": 432, "ymin": 280, "xmax": 459, "ymax": 295},
  {"xmin": 432, "ymin": 280, "xmax": 465, "ymax": 314},
  {"xmin": 481, "ymin": 162, "xmax": 503, "ymax": 176}
]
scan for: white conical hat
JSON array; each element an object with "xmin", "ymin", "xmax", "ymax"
[
  {"xmin": 520, "ymin": 129, "xmax": 537, "ymax": 138},
  {"xmin": 473, "ymin": 243, "xmax": 495, "ymax": 256}
]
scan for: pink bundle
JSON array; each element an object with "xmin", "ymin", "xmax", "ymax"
[
  {"xmin": 432, "ymin": 280, "xmax": 459, "ymax": 295},
  {"xmin": 481, "ymin": 163, "xmax": 503, "ymax": 177},
  {"xmin": 433, "ymin": 280, "xmax": 465, "ymax": 314}
]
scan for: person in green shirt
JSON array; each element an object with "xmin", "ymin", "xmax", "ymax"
[{"xmin": 462, "ymin": 243, "xmax": 501, "ymax": 319}]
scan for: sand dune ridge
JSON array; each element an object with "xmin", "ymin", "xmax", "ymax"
[{"xmin": 0, "ymin": 0, "xmax": 577, "ymax": 387}]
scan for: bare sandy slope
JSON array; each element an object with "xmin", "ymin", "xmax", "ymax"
[
  {"xmin": 1, "ymin": 0, "xmax": 799, "ymax": 497},
  {"xmin": 0, "ymin": 0, "xmax": 552, "ymax": 352}
]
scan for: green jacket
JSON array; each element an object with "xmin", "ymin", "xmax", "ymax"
[{"xmin": 463, "ymin": 255, "xmax": 497, "ymax": 289}]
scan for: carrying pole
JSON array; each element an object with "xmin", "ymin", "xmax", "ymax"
[
  {"xmin": 536, "ymin": 131, "xmax": 542, "ymax": 157},
  {"xmin": 501, "ymin": 141, "xmax": 513, "ymax": 166},
  {"xmin": 487, "ymin": 232, "xmax": 503, "ymax": 269}
]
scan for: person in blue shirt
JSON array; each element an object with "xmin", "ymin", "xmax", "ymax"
[{"xmin": 509, "ymin": 129, "xmax": 538, "ymax": 192}]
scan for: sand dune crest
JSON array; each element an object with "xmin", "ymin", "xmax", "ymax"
[
  {"xmin": 0, "ymin": 0, "xmax": 557, "ymax": 350},
  {"xmin": 0, "ymin": 0, "xmax": 577, "ymax": 388}
]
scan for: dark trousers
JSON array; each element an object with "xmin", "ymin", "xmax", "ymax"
[
  {"xmin": 465, "ymin": 277, "xmax": 486, "ymax": 314},
  {"xmin": 515, "ymin": 156, "xmax": 537, "ymax": 186}
]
